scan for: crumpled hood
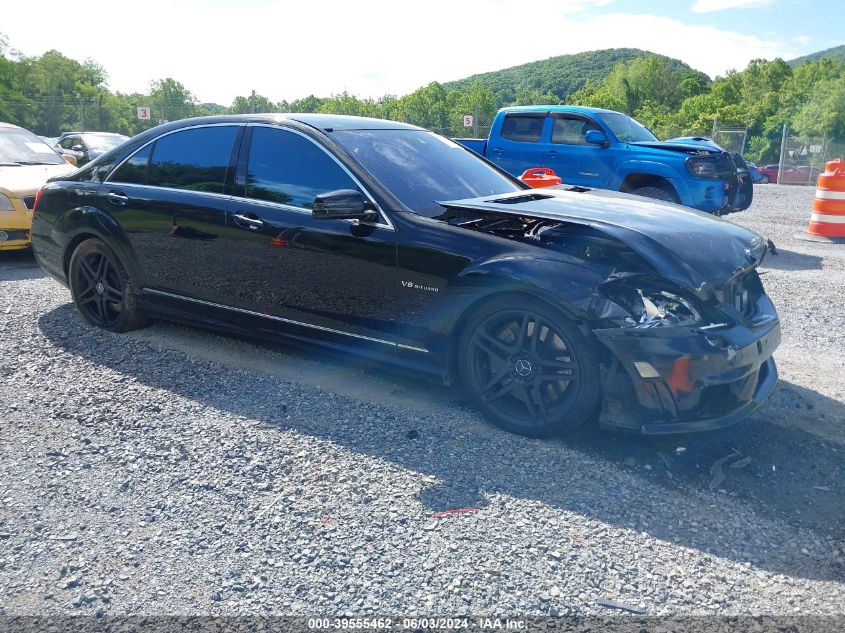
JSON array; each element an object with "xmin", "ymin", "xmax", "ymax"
[
  {"xmin": 440, "ymin": 187, "xmax": 767, "ymax": 293},
  {"xmin": 628, "ymin": 140, "xmax": 721, "ymax": 155},
  {"xmin": 0, "ymin": 163, "xmax": 76, "ymax": 198}
]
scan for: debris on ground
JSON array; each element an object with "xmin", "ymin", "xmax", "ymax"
[{"xmin": 596, "ymin": 598, "xmax": 646, "ymax": 614}]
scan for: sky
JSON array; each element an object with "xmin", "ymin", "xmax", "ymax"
[{"xmin": 2, "ymin": 0, "xmax": 843, "ymax": 106}]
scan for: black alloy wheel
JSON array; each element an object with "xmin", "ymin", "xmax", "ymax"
[
  {"xmin": 459, "ymin": 298, "xmax": 599, "ymax": 437},
  {"xmin": 69, "ymin": 239, "xmax": 148, "ymax": 332}
]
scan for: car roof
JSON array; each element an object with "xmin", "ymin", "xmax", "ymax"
[
  {"xmin": 499, "ymin": 105, "xmax": 623, "ymax": 116},
  {"xmin": 139, "ymin": 113, "xmax": 423, "ymax": 132},
  {"xmin": 60, "ymin": 131, "xmax": 125, "ymax": 136},
  {"xmin": 0, "ymin": 122, "xmax": 25, "ymax": 131}
]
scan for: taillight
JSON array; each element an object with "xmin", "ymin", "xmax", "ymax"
[{"xmin": 32, "ymin": 187, "xmax": 43, "ymax": 218}]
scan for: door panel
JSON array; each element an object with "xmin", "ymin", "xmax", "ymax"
[
  {"xmin": 99, "ymin": 183, "xmax": 233, "ymax": 301},
  {"xmin": 218, "ymin": 125, "xmax": 398, "ymax": 349},
  {"xmin": 488, "ymin": 114, "xmax": 546, "ymax": 177},
  {"xmin": 101, "ymin": 124, "xmax": 242, "ymax": 303},
  {"xmin": 222, "ymin": 199, "xmax": 397, "ymax": 347},
  {"xmin": 542, "ymin": 115, "xmax": 614, "ymax": 188}
]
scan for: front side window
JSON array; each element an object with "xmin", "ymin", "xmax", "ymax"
[
  {"xmin": 500, "ymin": 115, "xmax": 544, "ymax": 143},
  {"xmin": 147, "ymin": 126, "xmax": 239, "ymax": 193},
  {"xmin": 245, "ymin": 127, "xmax": 358, "ymax": 208},
  {"xmin": 552, "ymin": 116, "xmax": 600, "ymax": 145}
]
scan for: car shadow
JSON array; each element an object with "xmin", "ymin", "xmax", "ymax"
[
  {"xmin": 36, "ymin": 303, "xmax": 845, "ymax": 583},
  {"xmin": 762, "ymin": 248, "xmax": 824, "ymax": 271},
  {"xmin": 0, "ymin": 249, "xmax": 46, "ymax": 282}
]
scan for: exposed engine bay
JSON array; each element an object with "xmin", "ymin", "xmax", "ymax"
[
  {"xmin": 442, "ymin": 208, "xmax": 650, "ymax": 271},
  {"xmin": 441, "ymin": 207, "xmax": 728, "ymax": 330}
]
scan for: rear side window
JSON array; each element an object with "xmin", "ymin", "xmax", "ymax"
[
  {"xmin": 146, "ymin": 126, "xmax": 239, "ymax": 193},
  {"xmin": 110, "ymin": 145, "xmax": 152, "ymax": 185},
  {"xmin": 59, "ymin": 136, "xmax": 80, "ymax": 150},
  {"xmin": 500, "ymin": 115, "xmax": 544, "ymax": 143},
  {"xmin": 245, "ymin": 127, "xmax": 358, "ymax": 208}
]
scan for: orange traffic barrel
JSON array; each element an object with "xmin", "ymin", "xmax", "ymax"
[
  {"xmin": 519, "ymin": 167, "xmax": 562, "ymax": 188},
  {"xmin": 807, "ymin": 159, "xmax": 845, "ymax": 240}
]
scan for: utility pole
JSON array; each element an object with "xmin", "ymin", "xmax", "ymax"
[
  {"xmin": 777, "ymin": 123, "xmax": 788, "ymax": 185},
  {"xmin": 251, "ymin": 89, "xmax": 256, "ymax": 114}
]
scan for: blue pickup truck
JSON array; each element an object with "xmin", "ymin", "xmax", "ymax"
[{"xmin": 456, "ymin": 105, "xmax": 751, "ymax": 214}]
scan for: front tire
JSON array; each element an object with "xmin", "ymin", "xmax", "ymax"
[
  {"xmin": 458, "ymin": 296, "xmax": 600, "ymax": 437},
  {"xmin": 68, "ymin": 238, "xmax": 148, "ymax": 332},
  {"xmin": 760, "ymin": 175, "xmax": 770, "ymax": 184},
  {"xmin": 631, "ymin": 185, "xmax": 678, "ymax": 203}
]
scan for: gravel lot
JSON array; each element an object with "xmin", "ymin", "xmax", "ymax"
[{"xmin": 0, "ymin": 185, "xmax": 843, "ymax": 618}]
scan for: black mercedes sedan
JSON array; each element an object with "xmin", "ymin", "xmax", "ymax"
[{"xmin": 31, "ymin": 114, "xmax": 780, "ymax": 437}]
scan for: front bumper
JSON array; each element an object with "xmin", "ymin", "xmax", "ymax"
[
  {"xmin": 594, "ymin": 318, "xmax": 780, "ymax": 435},
  {"xmin": 0, "ymin": 198, "xmax": 32, "ymax": 250},
  {"xmin": 687, "ymin": 174, "xmax": 749, "ymax": 215}
]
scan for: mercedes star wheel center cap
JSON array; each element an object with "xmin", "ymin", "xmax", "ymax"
[
  {"xmin": 96, "ymin": 281, "xmax": 105, "ymax": 294},
  {"xmin": 514, "ymin": 359, "xmax": 533, "ymax": 376}
]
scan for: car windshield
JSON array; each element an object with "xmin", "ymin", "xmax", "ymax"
[
  {"xmin": 82, "ymin": 133, "xmax": 128, "ymax": 152},
  {"xmin": 331, "ymin": 129, "xmax": 522, "ymax": 217},
  {"xmin": 596, "ymin": 112, "xmax": 659, "ymax": 143},
  {"xmin": 0, "ymin": 128, "xmax": 65, "ymax": 165}
]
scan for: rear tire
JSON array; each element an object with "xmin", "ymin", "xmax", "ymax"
[
  {"xmin": 631, "ymin": 185, "xmax": 678, "ymax": 203},
  {"xmin": 68, "ymin": 238, "xmax": 149, "ymax": 332},
  {"xmin": 458, "ymin": 296, "xmax": 600, "ymax": 438}
]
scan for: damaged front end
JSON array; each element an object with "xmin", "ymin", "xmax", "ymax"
[
  {"xmin": 592, "ymin": 268, "xmax": 779, "ymax": 434},
  {"xmin": 440, "ymin": 188, "xmax": 781, "ymax": 435}
]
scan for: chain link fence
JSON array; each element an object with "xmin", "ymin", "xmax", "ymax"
[
  {"xmin": 777, "ymin": 126, "xmax": 845, "ymax": 185},
  {"xmin": 711, "ymin": 125, "xmax": 748, "ymax": 155}
]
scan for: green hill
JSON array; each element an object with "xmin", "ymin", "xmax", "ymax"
[
  {"xmin": 788, "ymin": 44, "xmax": 845, "ymax": 67},
  {"xmin": 442, "ymin": 48, "xmax": 710, "ymax": 103}
]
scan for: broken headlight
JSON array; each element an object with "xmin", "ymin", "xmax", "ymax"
[
  {"xmin": 601, "ymin": 283, "xmax": 703, "ymax": 329},
  {"xmin": 685, "ymin": 154, "xmax": 733, "ymax": 179}
]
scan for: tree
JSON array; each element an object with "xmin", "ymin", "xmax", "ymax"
[
  {"xmin": 229, "ymin": 93, "xmax": 277, "ymax": 114},
  {"xmin": 447, "ymin": 82, "xmax": 497, "ymax": 136},
  {"xmin": 395, "ymin": 83, "xmax": 451, "ymax": 132},
  {"xmin": 148, "ymin": 78, "xmax": 196, "ymax": 123}
]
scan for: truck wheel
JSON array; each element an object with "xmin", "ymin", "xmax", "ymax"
[
  {"xmin": 631, "ymin": 185, "xmax": 678, "ymax": 203},
  {"xmin": 68, "ymin": 238, "xmax": 149, "ymax": 333},
  {"xmin": 458, "ymin": 295, "xmax": 599, "ymax": 438},
  {"xmin": 760, "ymin": 175, "xmax": 770, "ymax": 184}
]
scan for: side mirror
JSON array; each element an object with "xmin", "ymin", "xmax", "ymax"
[
  {"xmin": 585, "ymin": 130, "xmax": 609, "ymax": 147},
  {"xmin": 312, "ymin": 189, "xmax": 378, "ymax": 221},
  {"xmin": 62, "ymin": 153, "xmax": 78, "ymax": 166}
]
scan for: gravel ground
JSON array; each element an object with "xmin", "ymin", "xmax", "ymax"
[{"xmin": 0, "ymin": 185, "xmax": 843, "ymax": 618}]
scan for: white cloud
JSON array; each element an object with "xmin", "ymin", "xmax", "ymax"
[
  {"xmin": 691, "ymin": 0, "xmax": 774, "ymax": 13},
  {"xmin": 792, "ymin": 35, "xmax": 812, "ymax": 45},
  {"xmin": 558, "ymin": 0, "xmax": 615, "ymax": 12},
  {"xmin": 1, "ymin": 1, "xmax": 795, "ymax": 106}
]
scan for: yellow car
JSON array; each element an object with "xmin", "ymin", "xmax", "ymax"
[{"xmin": 1, "ymin": 122, "xmax": 76, "ymax": 251}]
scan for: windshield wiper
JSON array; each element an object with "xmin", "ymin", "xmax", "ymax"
[
  {"xmin": 0, "ymin": 162, "xmax": 23, "ymax": 166},
  {"xmin": 15, "ymin": 160, "xmax": 61, "ymax": 165}
]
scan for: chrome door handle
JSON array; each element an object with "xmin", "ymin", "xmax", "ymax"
[
  {"xmin": 107, "ymin": 192, "xmax": 128, "ymax": 206},
  {"xmin": 233, "ymin": 213, "xmax": 264, "ymax": 230}
]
